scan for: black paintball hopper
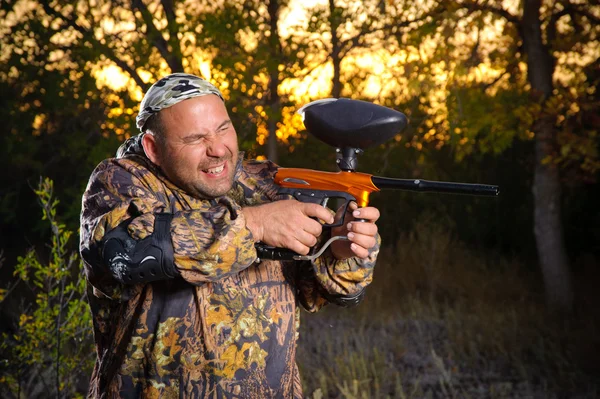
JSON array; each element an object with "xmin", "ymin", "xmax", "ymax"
[
  {"xmin": 298, "ymin": 98, "xmax": 408, "ymax": 171},
  {"xmin": 298, "ymin": 98, "xmax": 408, "ymax": 150}
]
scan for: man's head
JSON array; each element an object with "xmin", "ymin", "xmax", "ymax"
[{"xmin": 137, "ymin": 73, "xmax": 239, "ymax": 199}]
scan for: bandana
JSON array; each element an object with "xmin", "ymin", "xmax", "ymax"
[{"xmin": 135, "ymin": 73, "xmax": 224, "ymax": 131}]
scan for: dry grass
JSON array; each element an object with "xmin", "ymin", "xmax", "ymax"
[{"xmin": 297, "ymin": 219, "xmax": 600, "ymax": 398}]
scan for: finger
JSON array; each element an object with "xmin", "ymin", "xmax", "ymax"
[
  {"xmin": 347, "ymin": 221, "xmax": 378, "ymax": 236},
  {"xmin": 351, "ymin": 206, "xmax": 380, "ymax": 222},
  {"xmin": 303, "ymin": 203, "xmax": 335, "ymax": 224},
  {"xmin": 284, "ymin": 232, "xmax": 316, "ymax": 255},
  {"xmin": 295, "ymin": 229, "xmax": 319, "ymax": 249},
  {"xmin": 349, "ymin": 242, "xmax": 370, "ymax": 259},
  {"xmin": 302, "ymin": 217, "xmax": 324, "ymax": 237},
  {"xmin": 287, "ymin": 241, "xmax": 311, "ymax": 255},
  {"xmin": 346, "ymin": 232, "xmax": 377, "ymax": 251}
]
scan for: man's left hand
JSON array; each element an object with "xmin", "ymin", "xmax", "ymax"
[{"xmin": 330, "ymin": 201, "xmax": 380, "ymax": 260}]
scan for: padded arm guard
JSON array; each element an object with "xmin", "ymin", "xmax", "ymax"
[
  {"xmin": 101, "ymin": 213, "xmax": 178, "ymax": 284},
  {"xmin": 322, "ymin": 288, "xmax": 366, "ymax": 308}
]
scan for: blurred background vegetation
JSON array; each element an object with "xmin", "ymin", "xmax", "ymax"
[{"xmin": 0, "ymin": 0, "xmax": 599, "ymax": 397}]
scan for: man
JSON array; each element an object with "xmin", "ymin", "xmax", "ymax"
[{"xmin": 80, "ymin": 73, "xmax": 380, "ymax": 398}]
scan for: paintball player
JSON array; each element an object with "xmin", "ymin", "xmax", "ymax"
[{"xmin": 79, "ymin": 73, "xmax": 381, "ymax": 398}]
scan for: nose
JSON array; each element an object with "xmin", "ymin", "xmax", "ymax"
[{"xmin": 205, "ymin": 134, "xmax": 227, "ymax": 158}]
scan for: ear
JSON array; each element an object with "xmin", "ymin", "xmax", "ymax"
[{"xmin": 142, "ymin": 132, "xmax": 162, "ymax": 166}]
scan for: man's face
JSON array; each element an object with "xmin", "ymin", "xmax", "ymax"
[{"xmin": 152, "ymin": 95, "xmax": 239, "ymax": 198}]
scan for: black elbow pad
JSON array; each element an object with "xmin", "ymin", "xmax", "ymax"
[
  {"xmin": 101, "ymin": 213, "xmax": 177, "ymax": 284},
  {"xmin": 323, "ymin": 288, "xmax": 366, "ymax": 308}
]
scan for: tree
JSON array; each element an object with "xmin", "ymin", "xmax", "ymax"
[
  {"xmin": 413, "ymin": 0, "xmax": 600, "ymax": 312},
  {"xmin": 302, "ymin": 0, "xmax": 415, "ymax": 99}
]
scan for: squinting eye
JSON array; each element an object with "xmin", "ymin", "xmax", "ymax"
[{"xmin": 184, "ymin": 136, "xmax": 204, "ymax": 144}]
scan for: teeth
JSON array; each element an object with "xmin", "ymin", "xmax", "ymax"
[{"xmin": 204, "ymin": 164, "xmax": 224, "ymax": 174}]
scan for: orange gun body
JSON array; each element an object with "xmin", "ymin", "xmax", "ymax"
[{"xmin": 275, "ymin": 168, "xmax": 379, "ymax": 207}]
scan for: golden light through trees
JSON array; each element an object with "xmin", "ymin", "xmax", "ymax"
[
  {"xmin": 2, "ymin": 0, "xmax": 596, "ymax": 157},
  {"xmin": 1, "ymin": 3, "xmax": 600, "ymax": 396},
  {"xmin": 85, "ymin": 0, "xmax": 515, "ymax": 149}
]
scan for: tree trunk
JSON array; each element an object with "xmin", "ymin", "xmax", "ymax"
[
  {"xmin": 266, "ymin": 0, "xmax": 282, "ymax": 164},
  {"xmin": 522, "ymin": 0, "xmax": 573, "ymax": 312},
  {"xmin": 329, "ymin": 0, "xmax": 342, "ymax": 98}
]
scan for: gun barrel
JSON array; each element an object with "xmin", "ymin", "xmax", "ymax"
[{"xmin": 371, "ymin": 176, "xmax": 499, "ymax": 196}]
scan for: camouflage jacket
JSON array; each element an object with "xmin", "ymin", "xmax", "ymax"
[{"xmin": 79, "ymin": 140, "xmax": 379, "ymax": 398}]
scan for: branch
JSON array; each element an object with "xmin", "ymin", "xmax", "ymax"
[
  {"xmin": 338, "ymin": 20, "xmax": 406, "ymax": 59},
  {"xmin": 547, "ymin": 5, "xmax": 571, "ymax": 45},
  {"xmin": 40, "ymin": 2, "xmax": 148, "ymax": 90},
  {"xmin": 59, "ymin": 267, "xmax": 85, "ymax": 329},
  {"xmin": 295, "ymin": 56, "xmax": 329, "ymax": 84},
  {"xmin": 481, "ymin": 69, "xmax": 510, "ymax": 91},
  {"xmin": 548, "ymin": 1, "xmax": 600, "ymax": 47},
  {"xmin": 0, "ymin": 278, "xmax": 21, "ymax": 303},
  {"xmin": 456, "ymin": 0, "xmax": 521, "ymax": 25},
  {"xmin": 160, "ymin": 0, "xmax": 184, "ymax": 68},
  {"xmin": 55, "ymin": 275, "xmax": 65, "ymax": 397},
  {"xmin": 338, "ymin": 5, "xmax": 444, "ymax": 60},
  {"xmin": 131, "ymin": 0, "xmax": 184, "ymax": 72},
  {"xmin": 161, "ymin": 0, "xmax": 176, "ymax": 25},
  {"xmin": 571, "ymin": 3, "xmax": 600, "ymax": 25}
]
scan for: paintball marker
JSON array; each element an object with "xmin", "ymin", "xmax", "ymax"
[{"xmin": 255, "ymin": 98, "xmax": 499, "ymax": 262}]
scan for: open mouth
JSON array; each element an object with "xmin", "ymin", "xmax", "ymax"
[{"xmin": 202, "ymin": 163, "xmax": 226, "ymax": 176}]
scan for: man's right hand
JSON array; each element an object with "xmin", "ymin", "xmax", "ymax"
[{"xmin": 242, "ymin": 200, "xmax": 334, "ymax": 255}]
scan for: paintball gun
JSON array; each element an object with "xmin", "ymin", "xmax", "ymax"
[{"xmin": 255, "ymin": 98, "xmax": 499, "ymax": 262}]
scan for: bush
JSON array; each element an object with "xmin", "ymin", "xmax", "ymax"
[{"xmin": 0, "ymin": 178, "xmax": 94, "ymax": 398}]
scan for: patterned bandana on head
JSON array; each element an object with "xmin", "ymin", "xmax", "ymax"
[
  {"xmin": 135, "ymin": 73, "xmax": 224, "ymax": 132},
  {"xmin": 117, "ymin": 73, "xmax": 223, "ymax": 159}
]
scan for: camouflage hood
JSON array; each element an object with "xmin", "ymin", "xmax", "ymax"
[{"xmin": 116, "ymin": 133, "xmax": 146, "ymax": 158}]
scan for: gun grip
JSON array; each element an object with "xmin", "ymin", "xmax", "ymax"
[{"xmin": 255, "ymin": 243, "xmax": 301, "ymax": 261}]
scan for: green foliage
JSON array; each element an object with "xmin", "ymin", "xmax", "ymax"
[
  {"xmin": 0, "ymin": 1, "xmax": 125, "ymax": 247},
  {"xmin": 446, "ymin": 84, "xmax": 533, "ymax": 160},
  {"xmin": 0, "ymin": 178, "xmax": 93, "ymax": 398}
]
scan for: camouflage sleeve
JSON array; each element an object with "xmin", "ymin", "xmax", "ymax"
[
  {"xmin": 80, "ymin": 158, "xmax": 257, "ymax": 299},
  {"xmin": 296, "ymin": 231, "xmax": 380, "ymax": 313}
]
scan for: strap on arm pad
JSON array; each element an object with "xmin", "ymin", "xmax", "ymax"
[
  {"xmin": 322, "ymin": 288, "xmax": 366, "ymax": 308},
  {"xmin": 101, "ymin": 213, "xmax": 177, "ymax": 284}
]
